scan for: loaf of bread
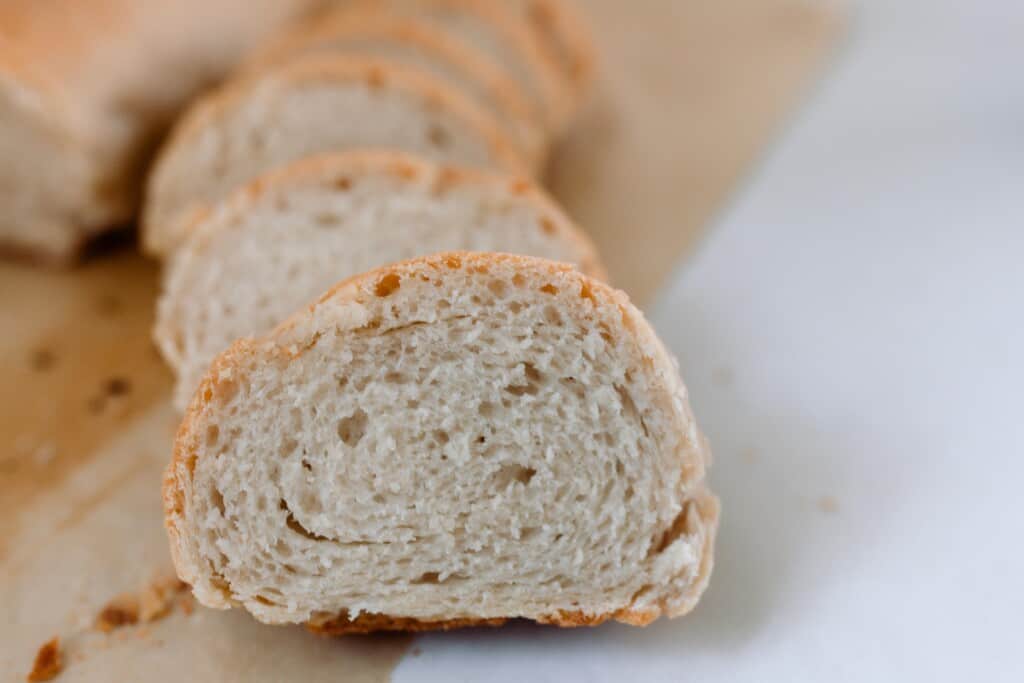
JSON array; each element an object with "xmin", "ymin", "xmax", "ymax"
[
  {"xmin": 0, "ymin": 0, "xmax": 320, "ymax": 264},
  {"xmin": 142, "ymin": 54, "xmax": 527, "ymax": 258},
  {"xmin": 155, "ymin": 150, "xmax": 605, "ymax": 412},
  {"xmin": 164, "ymin": 252, "xmax": 718, "ymax": 632},
  {"xmin": 242, "ymin": 10, "xmax": 547, "ymax": 167}
]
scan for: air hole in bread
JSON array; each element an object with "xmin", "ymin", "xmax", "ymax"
[
  {"xmin": 493, "ymin": 464, "xmax": 537, "ymax": 489},
  {"xmin": 281, "ymin": 499, "xmax": 330, "ymax": 542},
  {"xmin": 337, "ymin": 409, "xmax": 368, "ymax": 447},
  {"xmin": 375, "ymin": 273, "xmax": 401, "ymax": 297},
  {"xmin": 414, "ymin": 571, "xmax": 441, "ymax": 584},
  {"xmin": 649, "ymin": 505, "xmax": 692, "ymax": 558},
  {"xmin": 505, "ymin": 362, "xmax": 543, "ymax": 396},
  {"xmin": 543, "ymin": 305, "xmax": 562, "ymax": 325},
  {"xmin": 487, "ymin": 279, "xmax": 508, "ymax": 298},
  {"xmin": 427, "ymin": 124, "xmax": 451, "ymax": 149},
  {"xmin": 384, "ymin": 371, "xmax": 407, "ymax": 385},
  {"xmin": 210, "ymin": 488, "xmax": 225, "ymax": 516},
  {"xmin": 540, "ymin": 284, "xmax": 558, "ymax": 295},
  {"xmin": 205, "ymin": 425, "xmax": 220, "ymax": 447},
  {"xmin": 540, "ymin": 217, "xmax": 557, "ymax": 235},
  {"xmin": 315, "ymin": 212, "xmax": 341, "ymax": 227}
]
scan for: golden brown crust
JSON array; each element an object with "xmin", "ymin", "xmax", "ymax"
[
  {"xmin": 307, "ymin": 612, "xmax": 508, "ymax": 635},
  {"xmin": 143, "ymin": 54, "xmax": 531, "ymax": 257},
  {"xmin": 520, "ymin": 0, "xmax": 596, "ymax": 109},
  {"xmin": 172, "ymin": 149, "xmax": 606, "ymax": 281},
  {"xmin": 330, "ymin": 0, "xmax": 572, "ymax": 132},
  {"xmin": 244, "ymin": 10, "xmax": 548, "ymax": 166}
]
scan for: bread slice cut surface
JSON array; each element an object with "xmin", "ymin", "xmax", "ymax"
[
  {"xmin": 155, "ymin": 151, "xmax": 604, "ymax": 412},
  {"xmin": 164, "ymin": 252, "xmax": 718, "ymax": 631},
  {"xmin": 142, "ymin": 54, "xmax": 526, "ymax": 257}
]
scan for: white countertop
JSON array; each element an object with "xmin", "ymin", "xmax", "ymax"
[{"xmin": 396, "ymin": 1, "xmax": 1024, "ymax": 680}]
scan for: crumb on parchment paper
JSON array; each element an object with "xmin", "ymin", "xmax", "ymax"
[
  {"xmin": 817, "ymin": 496, "xmax": 839, "ymax": 514},
  {"xmin": 26, "ymin": 636, "xmax": 62, "ymax": 682},
  {"xmin": 94, "ymin": 575, "xmax": 191, "ymax": 633}
]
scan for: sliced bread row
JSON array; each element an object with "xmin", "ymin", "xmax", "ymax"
[
  {"xmin": 143, "ymin": 0, "xmax": 595, "ymax": 258},
  {"xmin": 155, "ymin": 150, "xmax": 604, "ymax": 412}
]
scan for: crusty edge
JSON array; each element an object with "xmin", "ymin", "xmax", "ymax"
[
  {"xmin": 169, "ymin": 149, "xmax": 605, "ymax": 279},
  {"xmin": 164, "ymin": 252, "xmax": 715, "ymax": 629},
  {"xmin": 142, "ymin": 54, "xmax": 530, "ymax": 257},
  {"xmin": 242, "ymin": 9, "xmax": 546, "ymax": 162},
  {"xmin": 521, "ymin": 0, "xmax": 596, "ymax": 112},
  {"xmin": 154, "ymin": 150, "xmax": 607, "ymax": 404},
  {"xmin": 333, "ymin": 0, "xmax": 572, "ymax": 132}
]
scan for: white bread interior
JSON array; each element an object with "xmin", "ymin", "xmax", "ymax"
[
  {"xmin": 142, "ymin": 54, "xmax": 526, "ymax": 257},
  {"xmin": 164, "ymin": 252, "xmax": 718, "ymax": 629},
  {"xmin": 155, "ymin": 151, "xmax": 605, "ymax": 412}
]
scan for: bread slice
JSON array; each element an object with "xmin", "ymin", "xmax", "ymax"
[
  {"xmin": 142, "ymin": 54, "xmax": 527, "ymax": 258},
  {"xmin": 332, "ymin": 0, "xmax": 572, "ymax": 133},
  {"xmin": 243, "ymin": 11, "xmax": 547, "ymax": 167},
  {"xmin": 163, "ymin": 251, "xmax": 719, "ymax": 632},
  {"xmin": 0, "ymin": 0, "xmax": 320, "ymax": 264},
  {"xmin": 155, "ymin": 150, "xmax": 605, "ymax": 412},
  {"xmin": 513, "ymin": 0, "xmax": 596, "ymax": 112}
]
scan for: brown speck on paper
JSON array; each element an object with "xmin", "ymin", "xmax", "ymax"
[
  {"xmin": 26, "ymin": 636, "xmax": 62, "ymax": 681},
  {"xmin": 104, "ymin": 377, "xmax": 132, "ymax": 397},
  {"xmin": 817, "ymin": 496, "xmax": 839, "ymax": 514},
  {"xmin": 94, "ymin": 594, "xmax": 140, "ymax": 632},
  {"xmin": 138, "ymin": 576, "xmax": 190, "ymax": 623}
]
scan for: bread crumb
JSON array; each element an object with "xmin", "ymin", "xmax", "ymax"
[
  {"xmin": 104, "ymin": 377, "xmax": 131, "ymax": 397},
  {"xmin": 817, "ymin": 496, "xmax": 838, "ymax": 514},
  {"xmin": 178, "ymin": 595, "xmax": 195, "ymax": 616},
  {"xmin": 94, "ymin": 594, "xmax": 139, "ymax": 632},
  {"xmin": 740, "ymin": 447, "xmax": 758, "ymax": 464},
  {"xmin": 138, "ymin": 576, "xmax": 189, "ymax": 622},
  {"xmin": 27, "ymin": 637, "xmax": 62, "ymax": 681}
]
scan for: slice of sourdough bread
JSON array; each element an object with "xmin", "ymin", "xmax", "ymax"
[
  {"xmin": 142, "ymin": 54, "xmax": 526, "ymax": 258},
  {"xmin": 155, "ymin": 151, "xmax": 604, "ymax": 412},
  {"xmin": 163, "ymin": 252, "xmax": 719, "ymax": 632},
  {"xmin": 242, "ymin": 11, "xmax": 547, "ymax": 168}
]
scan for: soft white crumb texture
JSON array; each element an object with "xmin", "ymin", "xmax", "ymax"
[
  {"xmin": 146, "ymin": 62, "xmax": 514, "ymax": 253},
  {"xmin": 171, "ymin": 256, "xmax": 714, "ymax": 624},
  {"xmin": 156, "ymin": 159, "xmax": 599, "ymax": 411}
]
